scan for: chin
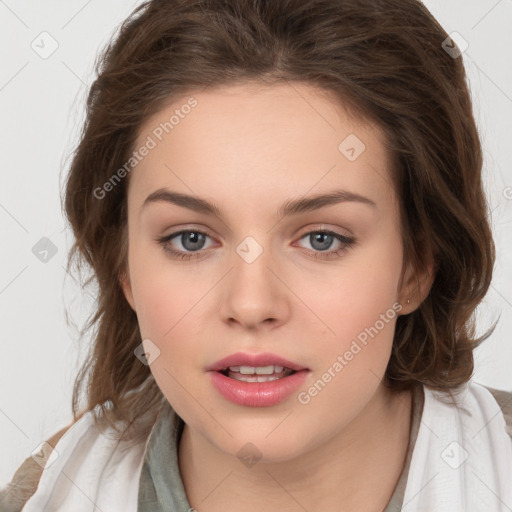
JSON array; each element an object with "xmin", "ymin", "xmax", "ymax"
[{"xmin": 211, "ymin": 424, "xmax": 314, "ymax": 465}]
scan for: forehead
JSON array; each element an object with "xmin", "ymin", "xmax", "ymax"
[{"xmin": 129, "ymin": 82, "xmax": 397, "ymax": 217}]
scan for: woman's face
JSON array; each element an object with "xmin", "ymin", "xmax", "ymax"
[{"xmin": 121, "ymin": 81, "xmax": 427, "ymax": 462}]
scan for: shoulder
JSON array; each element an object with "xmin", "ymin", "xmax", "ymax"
[
  {"xmin": 0, "ymin": 422, "xmax": 73, "ymax": 512},
  {"xmin": 2, "ymin": 407, "xmax": 155, "ymax": 512},
  {"xmin": 423, "ymin": 381, "xmax": 512, "ymax": 442},
  {"xmin": 481, "ymin": 384, "xmax": 512, "ymax": 440},
  {"xmin": 0, "ymin": 408, "xmax": 139, "ymax": 512}
]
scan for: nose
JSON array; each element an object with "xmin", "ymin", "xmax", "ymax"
[{"xmin": 218, "ymin": 241, "xmax": 291, "ymax": 331}]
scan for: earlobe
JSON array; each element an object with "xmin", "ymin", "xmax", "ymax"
[
  {"xmin": 399, "ymin": 259, "xmax": 436, "ymax": 315},
  {"xmin": 119, "ymin": 265, "xmax": 136, "ymax": 312}
]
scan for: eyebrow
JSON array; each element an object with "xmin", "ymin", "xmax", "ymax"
[{"xmin": 141, "ymin": 188, "xmax": 377, "ymax": 217}]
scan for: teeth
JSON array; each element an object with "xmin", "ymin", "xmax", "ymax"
[
  {"xmin": 228, "ymin": 365, "xmax": 285, "ymax": 375},
  {"xmin": 225, "ymin": 367, "xmax": 295, "ymax": 382}
]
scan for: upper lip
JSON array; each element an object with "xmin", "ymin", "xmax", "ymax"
[{"xmin": 206, "ymin": 352, "xmax": 309, "ymax": 372}]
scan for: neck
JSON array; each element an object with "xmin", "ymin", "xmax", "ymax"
[{"xmin": 178, "ymin": 384, "xmax": 413, "ymax": 512}]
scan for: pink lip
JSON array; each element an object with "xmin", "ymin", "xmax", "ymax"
[
  {"xmin": 205, "ymin": 351, "xmax": 308, "ymax": 372},
  {"xmin": 209, "ymin": 369, "xmax": 310, "ymax": 407}
]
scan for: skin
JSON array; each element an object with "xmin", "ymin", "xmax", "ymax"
[{"xmin": 120, "ymin": 81, "xmax": 434, "ymax": 511}]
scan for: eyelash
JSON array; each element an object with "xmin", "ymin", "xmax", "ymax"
[{"xmin": 156, "ymin": 228, "xmax": 356, "ymax": 261}]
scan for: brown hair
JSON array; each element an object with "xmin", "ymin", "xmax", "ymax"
[{"xmin": 63, "ymin": 0, "xmax": 497, "ymax": 437}]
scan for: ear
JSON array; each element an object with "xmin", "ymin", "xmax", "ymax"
[
  {"xmin": 397, "ymin": 254, "xmax": 436, "ymax": 316},
  {"xmin": 119, "ymin": 261, "xmax": 136, "ymax": 312}
]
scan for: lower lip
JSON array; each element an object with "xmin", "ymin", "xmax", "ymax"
[{"xmin": 208, "ymin": 370, "xmax": 309, "ymax": 407}]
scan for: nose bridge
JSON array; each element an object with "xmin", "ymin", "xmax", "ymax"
[{"xmin": 220, "ymin": 232, "xmax": 289, "ymax": 327}]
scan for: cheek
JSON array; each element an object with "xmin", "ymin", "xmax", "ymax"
[
  {"xmin": 293, "ymin": 236, "xmax": 402, "ymax": 395},
  {"xmin": 300, "ymin": 237, "xmax": 402, "ymax": 338},
  {"xmin": 133, "ymin": 275, "xmax": 206, "ymax": 346},
  {"xmin": 127, "ymin": 237, "xmax": 206, "ymax": 338},
  {"xmin": 129, "ymin": 258, "xmax": 208, "ymax": 408}
]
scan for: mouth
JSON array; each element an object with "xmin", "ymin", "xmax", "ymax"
[{"xmin": 209, "ymin": 364, "xmax": 310, "ymax": 407}]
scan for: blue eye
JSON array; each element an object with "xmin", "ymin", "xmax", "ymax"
[
  {"xmin": 157, "ymin": 230, "xmax": 214, "ymax": 260},
  {"xmin": 156, "ymin": 229, "xmax": 356, "ymax": 261},
  {"xmin": 296, "ymin": 230, "xmax": 356, "ymax": 259}
]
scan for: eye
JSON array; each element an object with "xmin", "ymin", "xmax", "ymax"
[
  {"xmin": 295, "ymin": 230, "xmax": 356, "ymax": 259},
  {"xmin": 156, "ymin": 229, "xmax": 216, "ymax": 260},
  {"xmin": 156, "ymin": 228, "xmax": 356, "ymax": 261}
]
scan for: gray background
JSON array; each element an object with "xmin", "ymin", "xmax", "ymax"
[{"xmin": 0, "ymin": 0, "xmax": 511, "ymax": 487}]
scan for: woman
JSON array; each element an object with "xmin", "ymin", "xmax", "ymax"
[{"xmin": 2, "ymin": 0, "xmax": 511, "ymax": 511}]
